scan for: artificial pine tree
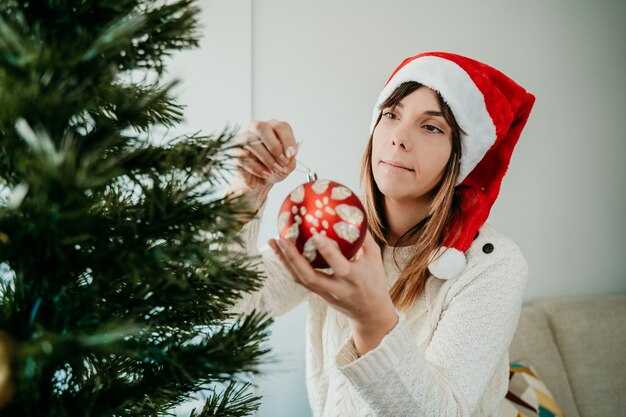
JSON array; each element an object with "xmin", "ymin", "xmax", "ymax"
[{"xmin": 0, "ymin": 1, "xmax": 273, "ymax": 416}]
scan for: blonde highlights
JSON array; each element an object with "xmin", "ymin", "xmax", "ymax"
[{"xmin": 360, "ymin": 82, "xmax": 466, "ymax": 310}]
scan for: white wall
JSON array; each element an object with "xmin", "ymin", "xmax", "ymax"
[
  {"xmin": 168, "ymin": 0, "xmax": 251, "ymax": 138},
  {"xmin": 166, "ymin": 1, "xmax": 253, "ymax": 415},
  {"xmin": 174, "ymin": 1, "xmax": 626, "ymax": 416}
]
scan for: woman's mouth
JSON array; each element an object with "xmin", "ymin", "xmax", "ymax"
[{"xmin": 381, "ymin": 160, "xmax": 414, "ymax": 173}]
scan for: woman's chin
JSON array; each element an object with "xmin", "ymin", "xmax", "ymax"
[
  {"xmin": 377, "ymin": 185, "xmax": 410, "ymax": 200},
  {"xmin": 376, "ymin": 181, "xmax": 433, "ymax": 203}
]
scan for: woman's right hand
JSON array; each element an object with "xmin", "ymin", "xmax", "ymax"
[{"xmin": 227, "ymin": 119, "xmax": 299, "ymax": 210}]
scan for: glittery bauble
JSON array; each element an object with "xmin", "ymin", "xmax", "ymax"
[{"xmin": 277, "ymin": 179, "xmax": 367, "ymax": 268}]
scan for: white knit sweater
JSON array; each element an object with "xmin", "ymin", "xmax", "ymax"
[{"xmin": 229, "ymin": 202, "xmax": 528, "ymax": 417}]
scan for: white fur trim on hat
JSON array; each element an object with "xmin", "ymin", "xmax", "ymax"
[
  {"xmin": 428, "ymin": 246, "xmax": 466, "ymax": 279},
  {"xmin": 370, "ymin": 55, "xmax": 497, "ymax": 185}
]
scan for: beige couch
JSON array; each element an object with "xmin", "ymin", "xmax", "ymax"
[{"xmin": 508, "ymin": 294, "xmax": 626, "ymax": 417}]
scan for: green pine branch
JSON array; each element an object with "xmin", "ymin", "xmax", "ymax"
[{"xmin": 191, "ymin": 381, "xmax": 262, "ymax": 417}]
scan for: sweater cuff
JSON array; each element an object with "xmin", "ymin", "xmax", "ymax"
[
  {"xmin": 336, "ymin": 311, "xmax": 413, "ymax": 382},
  {"xmin": 336, "ymin": 337, "xmax": 360, "ymax": 365}
]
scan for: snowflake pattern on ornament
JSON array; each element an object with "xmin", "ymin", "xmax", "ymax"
[
  {"xmin": 284, "ymin": 223, "xmax": 299, "ymax": 240},
  {"xmin": 330, "ymin": 186, "xmax": 352, "ymax": 200},
  {"xmin": 333, "ymin": 222, "xmax": 360, "ymax": 243},
  {"xmin": 311, "ymin": 180, "xmax": 330, "ymax": 194},
  {"xmin": 290, "ymin": 185, "xmax": 305, "ymax": 203},
  {"xmin": 277, "ymin": 212, "xmax": 291, "ymax": 232},
  {"xmin": 335, "ymin": 204, "xmax": 364, "ymax": 225},
  {"xmin": 303, "ymin": 237, "xmax": 317, "ymax": 262}
]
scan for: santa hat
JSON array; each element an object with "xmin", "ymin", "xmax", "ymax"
[{"xmin": 370, "ymin": 52, "xmax": 535, "ymax": 280}]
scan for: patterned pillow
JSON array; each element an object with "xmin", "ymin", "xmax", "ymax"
[{"xmin": 499, "ymin": 362, "xmax": 564, "ymax": 417}]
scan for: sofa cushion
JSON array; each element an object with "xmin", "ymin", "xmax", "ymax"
[
  {"xmin": 500, "ymin": 361, "xmax": 564, "ymax": 417},
  {"xmin": 509, "ymin": 304, "xmax": 580, "ymax": 417},
  {"xmin": 535, "ymin": 294, "xmax": 626, "ymax": 417}
]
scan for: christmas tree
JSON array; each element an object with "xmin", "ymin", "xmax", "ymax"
[{"xmin": 0, "ymin": 1, "xmax": 272, "ymax": 415}]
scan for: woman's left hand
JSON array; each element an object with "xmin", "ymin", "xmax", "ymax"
[{"xmin": 268, "ymin": 230, "xmax": 399, "ymax": 354}]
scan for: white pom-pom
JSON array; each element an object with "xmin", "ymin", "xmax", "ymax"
[{"xmin": 428, "ymin": 246, "xmax": 466, "ymax": 280}]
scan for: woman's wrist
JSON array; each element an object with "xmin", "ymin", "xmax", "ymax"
[
  {"xmin": 349, "ymin": 304, "xmax": 399, "ymax": 357},
  {"xmin": 226, "ymin": 184, "xmax": 272, "ymax": 220},
  {"xmin": 251, "ymin": 185, "xmax": 273, "ymax": 211}
]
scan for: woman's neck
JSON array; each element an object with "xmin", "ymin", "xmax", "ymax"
[{"xmin": 384, "ymin": 196, "xmax": 430, "ymax": 246}]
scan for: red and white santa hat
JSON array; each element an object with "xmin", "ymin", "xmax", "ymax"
[{"xmin": 370, "ymin": 51, "xmax": 535, "ymax": 280}]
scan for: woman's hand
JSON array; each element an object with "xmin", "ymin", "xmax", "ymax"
[
  {"xmin": 268, "ymin": 230, "xmax": 399, "ymax": 356},
  {"xmin": 227, "ymin": 120, "xmax": 299, "ymax": 204}
]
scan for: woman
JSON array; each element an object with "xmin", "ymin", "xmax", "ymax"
[{"xmin": 226, "ymin": 51, "xmax": 535, "ymax": 417}]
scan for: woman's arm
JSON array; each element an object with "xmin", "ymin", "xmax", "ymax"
[
  {"xmin": 222, "ymin": 119, "xmax": 309, "ymax": 316},
  {"xmin": 225, "ymin": 198, "xmax": 311, "ymax": 318},
  {"xmin": 335, "ymin": 253, "xmax": 528, "ymax": 417}
]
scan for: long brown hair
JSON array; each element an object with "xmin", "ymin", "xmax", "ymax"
[{"xmin": 360, "ymin": 81, "xmax": 466, "ymax": 310}]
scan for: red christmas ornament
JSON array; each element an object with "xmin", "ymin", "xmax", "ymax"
[{"xmin": 277, "ymin": 177, "xmax": 367, "ymax": 269}]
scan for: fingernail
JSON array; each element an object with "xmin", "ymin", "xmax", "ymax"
[
  {"xmin": 311, "ymin": 234, "xmax": 324, "ymax": 247},
  {"xmin": 262, "ymin": 170, "xmax": 272, "ymax": 178},
  {"xmin": 272, "ymin": 163, "xmax": 286, "ymax": 174},
  {"xmin": 285, "ymin": 146, "xmax": 296, "ymax": 158},
  {"xmin": 277, "ymin": 155, "xmax": 289, "ymax": 166},
  {"xmin": 277, "ymin": 238, "xmax": 286, "ymax": 249}
]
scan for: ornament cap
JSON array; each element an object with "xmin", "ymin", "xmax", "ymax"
[{"xmin": 306, "ymin": 171, "xmax": 318, "ymax": 182}]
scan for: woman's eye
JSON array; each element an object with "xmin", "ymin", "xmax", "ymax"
[
  {"xmin": 382, "ymin": 111, "xmax": 396, "ymax": 120},
  {"xmin": 424, "ymin": 124, "xmax": 443, "ymax": 134}
]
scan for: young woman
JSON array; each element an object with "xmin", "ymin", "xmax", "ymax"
[{"xmin": 226, "ymin": 52, "xmax": 535, "ymax": 417}]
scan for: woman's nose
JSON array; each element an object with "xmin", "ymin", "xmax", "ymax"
[
  {"xmin": 389, "ymin": 121, "xmax": 413, "ymax": 150},
  {"xmin": 391, "ymin": 128, "xmax": 411, "ymax": 150},
  {"xmin": 392, "ymin": 136, "xmax": 408, "ymax": 149}
]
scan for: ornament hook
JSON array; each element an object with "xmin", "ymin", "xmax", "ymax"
[{"xmin": 292, "ymin": 141, "xmax": 317, "ymax": 182}]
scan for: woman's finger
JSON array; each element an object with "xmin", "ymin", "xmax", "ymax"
[
  {"xmin": 234, "ymin": 130, "xmax": 278, "ymax": 174},
  {"xmin": 310, "ymin": 234, "xmax": 352, "ymax": 278},
  {"xmin": 243, "ymin": 143, "xmax": 287, "ymax": 176},
  {"xmin": 269, "ymin": 239, "xmax": 344, "ymax": 302},
  {"xmin": 232, "ymin": 132, "xmax": 274, "ymax": 173},
  {"xmin": 267, "ymin": 119, "xmax": 298, "ymax": 160},
  {"xmin": 274, "ymin": 238, "xmax": 347, "ymax": 296},
  {"xmin": 247, "ymin": 121, "xmax": 290, "ymax": 169},
  {"xmin": 238, "ymin": 151, "xmax": 272, "ymax": 179}
]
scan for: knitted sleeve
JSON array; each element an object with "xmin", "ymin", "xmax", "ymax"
[
  {"xmin": 335, "ymin": 250, "xmax": 528, "ymax": 417},
  {"xmin": 226, "ymin": 200, "xmax": 311, "ymax": 318}
]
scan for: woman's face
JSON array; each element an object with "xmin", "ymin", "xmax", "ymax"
[{"xmin": 372, "ymin": 87, "xmax": 453, "ymax": 203}]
